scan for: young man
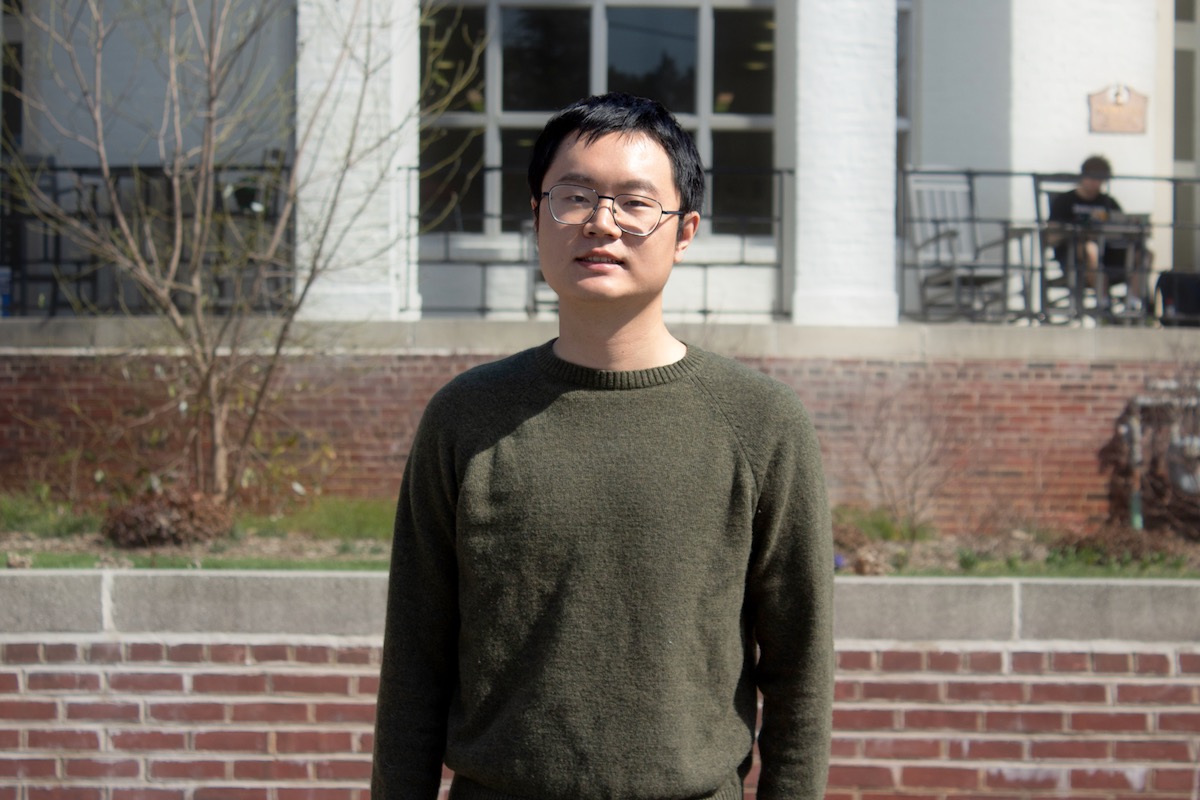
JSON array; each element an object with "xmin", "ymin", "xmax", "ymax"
[
  {"xmin": 372, "ymin": 93, "xmax": 833, "ymax": 800},
  {"xmin": 1048, "ymin": 155, "xmax": 1147, "ymax": 311}
]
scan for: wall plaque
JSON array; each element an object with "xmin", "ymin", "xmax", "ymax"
[{"xmin": 1088, "ymin": 84, "xmax": 1148, "ymax": 134}]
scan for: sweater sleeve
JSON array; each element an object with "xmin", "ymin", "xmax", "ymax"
[
  {"xmin": 372, "ymin": 398, "xmax": 461, "ymax": 800},
  {"xmin": 747, "ymin": 400, "xmax": 834, "ymax": 800}
]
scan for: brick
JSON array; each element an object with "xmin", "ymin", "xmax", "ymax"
[
  {"xmin": 128, "ymin": 643, "xmax": 166, "ymax": 662},
  {"xmin": 357, "ymin": 732, "xmax": 374, "ymax": 753},
  {"xmin": 1116, "ymin": 683, "xmax": 1195, "ymax": 704},
  {"xmin": 833, "ymin": 708, "xmax": 897, "ymax": 730},
  {"xmin": 826, "ymin": 765, "xmax": 895, "ymax": 790},
  {"xmin": 1159, "ymin": 712, "xmax": 1200, "ymax": 732},
  {"xmin": 1093, "ymin": 653, "xmax": 1133, "ymax": 673},
  {"xmin": 1028, "ymin": 682, "xmax": 1107, "ymax": 704},
  {"xmin": 231, "ymin": 702, "xmax": 310, "ymax": 723},
  {"xmin": 1155, "ymin": 769, "xmax": 1199, "ymax": 791},
  {"xmin": 277, "ymin": 791, "xmax": 359, "ymax": 800},
  {"xmin": 834, "ymin": 681, "xmax": 859, "ymax": 701},
  {"xmin": 1116, "ymin": 740, "xmax": 1193, "ymax": 761},
  {"xmin": 149, "ymin": 760, "xmax": 228, "ymax": 780},
  {"xmin": 3, "ymin": 643, "xmax": 40, "ymax": 663},
  {"xmin": 28, "ymin": 729, "xmax": 100, "ymax": 749},
  {"xmin": 1011, "ymin": 652, "xmax": 1045, "ymax": 673},
  {"xmin": 358, "ymin": 675, "xmax": 380, "ymax": 696},
  {"xmin": 0, "ymin": 731, "xmax": 17, "ymax": 749},
  {"xmin": 1030, "ymin": 740, "xmax": 1109, "ymax": 759},
  {"xmin": 277, "ymin": 731, "xmax": 354, "ymax": 753},
  {"xmin": 210, "ymin": 644, "xmax": 250, "ymax": 664},
  {"xmin": 1180, "ymin": 654, "xmax": 1200, "ymax": 674},
  {"xmin": 1135, "ymin": 653, "xmax": 1171, "ymax": 675},
  {"xmin": 1070, "ymin": 712, "xmax": 1148, "ymax": 732},
  {"xmin": 109, "ymin": 672, "xmax": 184, "ymax": 693},
  {"xmin": 87, "ymin": 643, "xmax": 123, "ymax": 663},
  {"xmin": 315, "ymin": 759, "xmax": 373, "ymax": 781},
  {"xmin": 829, "ymin": 737, "xmax": 857, "ymax": 758},
  {"xmin": 864, "ymin": 738, "xmax": 941, "ymax": 759},
  {"xmin": 837, "ymin": 651, "xmax": 874, "ymax": 670},
  {"xmin": 861, "ymin": 681, "xmax": 940, "ymax": 702},
  {"xmin": 296, "ymin": 646, "xmax": 333, "ymax": 663},
  {"xmin": 273, "ymin": 674, "xmax": 351, "ymax": 694},
  {"xmin": 948, "ymin": 740, "xmax": 1023, "ymax": 760},
  {"xmin": 193, "ymin": 790, "xmax": 269, "ymax": 800},
  {"xmin": 28, "ymin": 789, "xmax": 103, "ymax": 800},
  {"xmin": 315, "ymin": 702, "xmax": 376, "ymax": 723},
  {"xmin": 985, "ymin": 767, "xmax": 1065, "ymax": 790},
  {"xmin": 114, "ymin": 791, "xmax": 184, "ymax": 800},
  {"xmin": 1071, "ymin": 769, "xmax": 1143, "ymax": 790},
  {"xmin": 901, "ymin": 767, "xmax": 979, "ymax": 789},
  {"xmin": 336, "ymin": 647, "xmax": 375, "ymax": 665},
  {"xmin": 903, "ymin": 709, "xmax": 979, "ymax": 731},
  {"xmin": 880, "ymin": 651, "xmax": 922, "ymax": 671},
  {"xmin": 966, "ymin": 652, "xmax": 1002, "ymax": 672},
  {"xmin": 112, "ymin": 730, "xmax": 188, "ymax": 750},
  {"xmin": 148, "ymin": 702, "xmax": 226, "ymax": 722},
  {"xmin": 251, "ymin": 645, "xmax": 291, "ymax": 663},
  {"xmin": 194, "ymin": 730, "xmax": 270, "ymax": 752},
  {"xmin": 0, "ymin": 672, "xmax": 16, "ymax": 692},
  {"xmin": 0, "ymin": 758, "xmax": 57, "ymax": 778},
  {"xmin": 927, "ymin": 651, "xmax": 961, "ymax": 672},
  {"xmin": 27, "ymin": 672, "xmax": 101, "ymax": 692},
  {"xmin": 42, "ymin": 644, "xmax": 79, "ymax": 663},
  {"xmin": 946, "ymin": 682, "xmax": 1024, "ymax": 703},
  {"xmin": 234, "ymin": 759, "xmax": 311, "ymax": 780},
  {"xmin": 984, "ymin": 711, "xmax": 1063, "ymax": 733},
  {"xmin": 67, "ymin": 701, "xmax": 140, "ymax": 721},
  {"xmin": 1049, "ymin": 652, "xmax": 1090, "ymax": 672},
  {"xmin": 193, "ymin": 673, "xmax": 268, "ymax": 693},
  {"xmin": 65, "ymin": 758, "xmax": 140, "ymax": 778},
  {"xmin": 167, "ymin": 644, "xmax": 206, "ymax": 662}
]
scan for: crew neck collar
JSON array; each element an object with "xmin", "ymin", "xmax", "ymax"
[{"xmin": 533, "ymin": 339, "xmax": 705, "ymax": 390}]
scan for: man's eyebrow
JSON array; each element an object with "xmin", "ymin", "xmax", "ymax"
[{"xmin": 554, "ymin": 172, "xmax": 663, "ymax": 196}]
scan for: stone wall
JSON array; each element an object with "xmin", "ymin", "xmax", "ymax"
[{"xmin": 1, "ymin": 573, "xmax": 1198, "ymax": 799}]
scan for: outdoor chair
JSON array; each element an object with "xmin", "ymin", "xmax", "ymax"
[{"xmin": 903, "ymin": 170, "xmax": 1032, "ymax": 321}]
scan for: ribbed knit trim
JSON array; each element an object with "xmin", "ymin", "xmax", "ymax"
[
  {"xmin": 449, "ymin": 773, "xmax": 744, "ymax": 800},
  {"xmin": 533, "ymin": 339, "xmax": 705, "ymax": 390}
]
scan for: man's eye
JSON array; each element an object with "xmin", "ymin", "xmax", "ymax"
[
  {"xmin": 620, "ymin": 197, "xmax": 653, "ymax": 210},
  {"xmin": 564, "ymin": 193, "xmax": 591, "ymax": 204}
]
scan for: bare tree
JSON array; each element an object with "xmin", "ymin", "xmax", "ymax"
[{"xmin": 2, "ymin": 0, "xmax": 481, "ymax": 502}]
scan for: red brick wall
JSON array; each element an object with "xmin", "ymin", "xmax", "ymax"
[
  {"xmin": 2, "ymin": 639, "xmax": 1197, "ymax": 799},
  {"xmin": 0, "ymin": 350, "xmax": 1163, "ymax": 533}
]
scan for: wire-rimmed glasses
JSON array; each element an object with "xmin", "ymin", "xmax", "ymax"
[{"xmin": 541, "ymin": 184, "xmax": 684, "ymax": 237}]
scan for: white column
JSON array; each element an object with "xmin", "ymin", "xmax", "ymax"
[
  {"xmin": 784, "ymin": 0, "xmax": 898, "ymax": 326},
  {"xmin": 294, "ymin": 0, "xmax": 421, "ymax": 321}
]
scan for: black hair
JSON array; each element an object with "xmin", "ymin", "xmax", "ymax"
[
  {"xmin": 527, "ymin": 92, "xmax": 705, "ymax": 216},
  {"xmin": 1081, "ymin": 155, "xmax": 1113, "ymax": 181}
]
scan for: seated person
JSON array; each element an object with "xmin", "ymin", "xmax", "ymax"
[{"xmin": 1047, "ymin": 155, "xmax": 1150, "ymax": 312}]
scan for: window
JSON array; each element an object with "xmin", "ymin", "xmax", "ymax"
[{"xmin": 421, "ymin": 1, "xmax": 777, "ymax": 237}]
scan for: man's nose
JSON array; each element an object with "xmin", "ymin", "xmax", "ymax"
[{"xmin": 586, "ymin": 199, "xmax": 622, "ymax": 235}]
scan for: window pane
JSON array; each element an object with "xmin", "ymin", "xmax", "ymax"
[
  {"xmin": 501, "ymin": 129, "xmax": 541, "ymax": 232},
  {"xmin": 711, "ymin": 131, "xmax": 774, "ymax": 236},
  {"xmin": 420, "ymin": 6, "xmax": 485, "ymax": 113},
  {"xmin": 607, "ymin": 8, "xmax": 697, "ymax": 113},
  {"xmin": 713, "ymin": 10, "xmax": 774, "ymax": 115},
  {"xmin": 420, "ymin": 127, "xmax": 485, "ymax": 233},
  {"xmin": 503, "ymin": 8, "xmax": 590, "ymax": 112},
  {"xmin": 1178, "ymin": 0, "xmax": 1196, "ymax": 22},
  {"xmin": 1176, "ymin": 49, "xmax": 1195, "ymax": 162}
]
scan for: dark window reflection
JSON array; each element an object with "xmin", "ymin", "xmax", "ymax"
[
  {"xmin": 607, "ymin": 8, "xmax": 697, "ymax": 113},
  {"xmin": 711, "ymin": 131, "xmax": 774, "ymax": 236},
  {"xmin": 503, "ymin": 8, "xmax": 590, "ymax": 111},
  {"xmin": 420, "ymin": 127, "xmax": 485, "ymax": 233},
  {"xmin": 501, "ymin": 129, "xmax": 541, "ymax": 232},
  {"xmin": 420, "ymin": 6, "xmax": 486, "ymax": 113},
  {"xmin": 713, "ymin": 10, "xmax": 774, "ymax": 115}
]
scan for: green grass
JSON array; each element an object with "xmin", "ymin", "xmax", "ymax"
[
  {"xmin": 0, "ymin": 492, "xmax": 101, "ymax": 537},
  {"xmin": 235, "ymin": 496, "xmax": 394, "ymax": 541}
]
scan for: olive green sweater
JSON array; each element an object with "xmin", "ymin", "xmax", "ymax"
[{"xmin": 372, "ymin": 341, "xmax": 833, "ymax": 800}]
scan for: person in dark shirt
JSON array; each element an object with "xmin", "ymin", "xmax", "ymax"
[{"xmin": 1047, "ymin": 155, "xmax": 1149, "ymax": 312}]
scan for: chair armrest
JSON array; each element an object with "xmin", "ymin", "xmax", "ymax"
[{"xmin": 914, "ymin": 228, "xmax": 959, "ymax": 250}]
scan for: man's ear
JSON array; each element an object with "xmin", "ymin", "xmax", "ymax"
[
  {"xmin": 673, "ymin": 211, "xmax": 700, "ymax": 263},
  {"xmin": 531, "ymin": 197, "xmax": 540, "ymax": 233}
]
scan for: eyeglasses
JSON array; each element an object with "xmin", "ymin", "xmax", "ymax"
[{"xmin": 541, "ymin": 184, "xmax": 685, "ymax": 237}]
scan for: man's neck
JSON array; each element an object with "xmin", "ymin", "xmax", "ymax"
[{"xmin": 553, "ymin": 302, "xmax": 686, "ymax": 371}]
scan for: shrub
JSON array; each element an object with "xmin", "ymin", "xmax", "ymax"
[{"xmin": 101, "ymin": 490, "xmax": 233, "ymax": 548}]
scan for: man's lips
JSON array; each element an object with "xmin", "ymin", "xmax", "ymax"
[{"xmin": 575, "ymin": 252, "xmax": 624, "ymax": 268}]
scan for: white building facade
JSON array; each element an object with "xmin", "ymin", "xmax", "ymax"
[{"xmin": 5, "ymin": 0, "xmax": 1198, "ymax": 326}]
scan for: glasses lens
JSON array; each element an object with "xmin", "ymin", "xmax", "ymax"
[
  {"xmin": 612, "ymin": 194, "xmax": 663, "ymax": 235},
  {"xmin": 549, "ymin": 185, "xmax": 599, "ymax": 224}
]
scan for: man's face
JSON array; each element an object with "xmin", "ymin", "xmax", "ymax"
[
  {"xmin": 533, "ymin": 131, "xmax": 699, "ymax": 309},
  {"xmin": 1078, "ymin": 175, "xmax": 1104, "ymax": 200}
]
